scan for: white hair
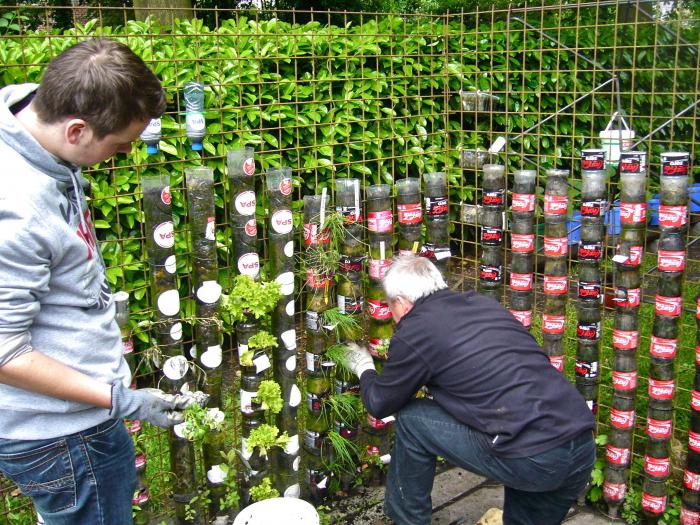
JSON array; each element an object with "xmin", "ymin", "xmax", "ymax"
[{"xmin": 383, "ymin": 255, "xmax": 447, "ymax": 303}]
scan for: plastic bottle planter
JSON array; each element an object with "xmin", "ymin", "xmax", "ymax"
[
  {"xmin": 396, "ymin": 178, "xmax": 422, "ymax": 257},
  {"xmin": 334, "ymin": 178, "xmax": 364, "ymax": 259},
  {"xmin": 228, "ymin": 149, "xmax": 259, "ymax": 281},
  {"xmin": 422, "ymin": 172, "xmax": 450, "ymax": 279},
  {"xmin": 682, "ymin": 295, "xmax": 700, "ymax": 521},
  {"xmin": 142, "ymin": 174, "xmax": 198, "ymax": 524},
  {"xmin": 140, "ymin": 117, "xmax": 161, "ymax": 155},
  {"xmin": 183, "ymin": 81, "xmax": 206, "ymax": 152},
  {"xmin": 477, "ymin": 165, "xmax": 505, "ymax": 301},
  {"xmin": 459, "ymin": 90, "xmax": 499, "ymax": 113},
  {"xmin": 509, "ymin": 170, "xmax": 536, "ymax": 327}
]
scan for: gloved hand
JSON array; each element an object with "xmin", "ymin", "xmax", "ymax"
[
  {"xmin": 110, "ymin": 382, "xmax": 194, "ymax": 428},
  {"xmin": 346, "ymin": 342, "xmax": 375, "ymax": 378}
]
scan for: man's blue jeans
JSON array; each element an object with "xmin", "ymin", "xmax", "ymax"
[
  {"xmin": 0, "ymin": 418, "xmax": 136, "ymax": 525},
  {"xmin": 385, "ymin": 399, "xmax": 595, "ymax": 525}
]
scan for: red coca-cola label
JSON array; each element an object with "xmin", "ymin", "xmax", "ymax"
[
  {"xmin": 582, "ymin": 153, "xmax": 605, "ymax": 170},
  {"xmin": 647, "ymin": 418, "xmax": 672, "ymax": 439},
  {"xmin": 481, "ymin": 227, "xmax": 503, "ymax": 245},
  {"xmin": 303, "ymin": 223, "xmax": 330, "ymax": 245},
  {"xmin": 606, "ymin": 444, "xmax": 631, "ymax": 466},
  {"xmin": 549, "ymin": 355, "xmax": 564, "ymax": 372},
  {"xmin": 279, "ymin": 177, "xmax": 292, "ymax": 195},
  {"xmin": 479, "ymin": 264, "xmax": 502, "ymax": 282},
  {"xmin": 578, "ymin": 281, "xmax": 602, "ymax": 301},
  {"xmin": 367, "ymin": 414, "xmax": 390, "ymax": 429},
  {"xmin": 690, "ymin": 430, "xmax": 700, "ymax": 452},
  {"xmin": 510, "ymin": 309, "xmax": 532, "ymax": 327},
  {"xmin": 693, "ymin": 390, "xmax": 700, "ymax": 412},
  {"xmin": 612, "ymin": 370, "xmax": 637, "ymax": 391},
  {"xmin": 511, "ymin": 193, "xmax": 535, "ymax": 212},
  {"xmin": 642, "ymin": 493, "xmax": 666, "ymax": 515},
  {"xmin": 510, "ymin": 272, "xmax": 533, "ymax": 291},
  {"xmin": 661, "ymin": 153, "xmax": 689, "ymax": 176},
  {"xmin": 603, "ymin": 481, "xmax": 627, "ymax": 501},
  {"xmin": 367, "ymin": 210, "xmax": 393, "ymax": 233},
  {"xmin": 122, "ymin": 338, "xmax": 134, "ymax": 355},
  {"xmin": 581, "ymin": 200, "xmax": 606, "ymax": 218},
  {"xmin": 544, "ymin": 194, "xmax": 568, "ymax": 214},
  {"xmin": 620, "ymin": 202, "xmax": 647, "ymax": 223},
  {"xmin": 697, "ymin": 296, "xmax": 700, "ymax": 318},
  {"xmin": 649, "ymin": 378, "xmax": 675, "ymax": 400},
  {"xmin": 483, "ymin": 189, "xmax": 504, "ymax": 206},
  {"xmin": 575, "ymin": 359, "xmax": 598, "ymax": 378},
  {"xmin": 610, "ymin": 408, "xmax": 635, "ymax": 429},
  {"xmin": 161, "ymin": 186, "xmax": 171, "ymax": 205},
  {"xmin": 577, "ymin": 322, "xmax": 600, "ymax": 341},
  {"xmin": 397, "ymin": 203, "xmax": 422, "ymax": 224},
  {"xmin": 685, "ymin": 470, "xmax": 700, "ymax": 491},
  {"xmin": 243, "ymin": 157, "xmax": 255, "ymax": 176},
  {"xmin": 613, "ymin": 329, "xmax": 638, "ymax": 350},
  {"xmin": 578, "ymin": 241, "xmax": 602, "ymax": 260},
  {"xmin": 339, "ymin": 257, "xmax": 363, "ymax": 272},
  {"xmin": 616, "ymin": 288, "xmax": 641, "ymax": 308},
  {"xmin": 544, "ymin": 236, "xmax": 568, "ymax": 257},
  {"xmin": 655, "ymin": 295, "xmax": 682, "ymax": 317},
  {"xmin": 135, "ymin": 453, "xmax": 147, "ymax": 469},
  {"xmin": 367, "ymin": 298, "xmax": 391, "ymax": 320},
  {"xmin": 681, "ymin": 506, "xmax": 700, "ymax": 525},
  {"xmin": 658, "ymin": 249, "xmax": 686, "ymax": 271},
  {"xmin": 617, "ymin": 245, "xmax": 643, "ymax": 266},
  {"xmin": 650, "ymin": 336, "xmax": 677, "ymax": 359},
  {"xmin": 425, "ymin": 196, "xmax": 448, "ymax": 216},
  {"xmin": 542, "ymin": 314, "xmax": 566, "ymax": 334},
  {"xmin": 337, "ymin": 205, "xmax": 362, "ymax": 224},
  {"xmin": 645, "ymin": 455, "xmax": 670, "ymax": 477},
  {"xmin": 367, "ymin": 445, "xmax": 380, "ymax": 456},
  {"xmin": 369, "ymin": 258, "xmax": 392, "ymax": 280},
  {"xmin": 132, "ymin": 488, "xmax": 150, "ymax": 505},
  {"xmin": 244, "ymin": 218, "xmax": 257, "ymax": 237},
  {"xmin": 511, "ymin": 233, "xmax": 535, "ymax": 252},
  {"xmin": 543, "ymin": 275, "xmax": 567, "ymax": 295},
  {"xmin": 659, "ymin": 205, "xmax": 688, "ymax": 228},
  {"xmin": 619, "ymin": 153, "xmax": 645, "ymax": 173}
]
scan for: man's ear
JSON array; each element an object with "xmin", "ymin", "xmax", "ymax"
[{"xmin": 64, "ymin": 119, "xmax": 89, "ymax": 146}]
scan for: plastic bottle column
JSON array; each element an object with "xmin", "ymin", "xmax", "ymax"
[
  {"xmin": 509, "ymin": 169, "xmax": 537, "ymax": 329},
  {"xmin": 423, "ymin": 172, "xmax": 451, "ymax": 280},
  {"xmin": 682, "ymin": 289, "xmax": 700, "ymax": 522},
  {"xmin": 479, "ymin": 164, "xmax": 505, "ymax": 303},
  {"xmin": 228, "ymin": 148, "xmax": 260, "ymax": 282}
]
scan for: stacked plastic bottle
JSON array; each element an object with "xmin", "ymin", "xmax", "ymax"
[
  {"xmin": 603, "ymin": 151, "xmax": 648, "ymax": 518},
  {"xmin": 365, "ymin": 183, "xmax": 394, "ymax": 475},
  {"xmin": 228, "ymin": 148, "xmax": 260, "ymax": 282},
  {"xmin": 395, "ymin": 178, "xmax": 423, "ymax": 257},
  {"xmin": 186, "ymin": 167, "xmax": 228, "ymax": 522},
  {"xmin": 478, "ymin": 164, "xmax": 505, "ymax": 301},
  {"xmin": 266, "ymin": 167, "xmax": 301, "ymax": 498},
  {"xmin": 302, "ymin": 192, "xmax": 334, "ymax": 504},
  {"xmin": 115, "ymin": 292, "xmax": 151, "ymax": 525},
  {"xmin": 422, "ymin": 172, "xmax": 451, "ymax": 280},
  {"xmin": 642, "ymin": 152, "xmax": 690, "ymax": 520},
  {"xmin": 576, "ymin": 150, "xmax": 607, "ymax": 413},
  {"xmin": 682, "ymin": 291, "xmax": 700, "ymax": 524},
  {"xmin": 541, "ymin": 168, "xmax": 569, "ymax": 372},
  {"xmin": 140, "ymin": 117, "xmax": 161, "ymax": 155},
  {"xmin": 142, "ymin": 174, "xmax": 199, "ymax": 524},
  {"xmin": 509, "ymin": 169, "xmax": 537, "ymax": 328},
  {"xmin": 334, "ymin": 178, "xmax": 364, "ymax": 491},
  {"xmin": 183, "ymin": 81, "xmax": 206, "ymax": 152}
]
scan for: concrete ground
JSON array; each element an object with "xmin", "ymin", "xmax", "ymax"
[{"xmin": 332, "ymin": 467, "xmax": 615, "ymax": 525}]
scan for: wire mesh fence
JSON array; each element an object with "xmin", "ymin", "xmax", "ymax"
[{"xmin": 0, "ymin": 1, "xmax": 699, "ymax": 522}]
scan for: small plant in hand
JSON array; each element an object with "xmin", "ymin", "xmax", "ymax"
[
  {"xmin": 221, "ymin": 275, "xmax": 282, "ymax": 325},
  {"xmin": 246, "ymin": 423, "xmax": 290, "ymax": 457},
  {"xmin": 180, "ymin": 403, "xmax": 225, "ymax": 442},
  {"xmin": 249, "ymin": 477, "xmax": 279, "ymax": 502},
  {"xmin": 325, "ymin": 343, "xmax": 351, "ymax": 370}
]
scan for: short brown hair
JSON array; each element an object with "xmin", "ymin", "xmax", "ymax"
[{"xmin": 33, "ymin": 39, "xmax": 166, "ymax": 138}]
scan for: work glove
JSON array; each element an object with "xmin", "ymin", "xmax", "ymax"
[
  {"xmin": 346, "ymin": 342, "xmax": 376, "ymax": 379},
  {"xmin": 110, "ymin": 382, "xmax": 194, "ymax": 428}
]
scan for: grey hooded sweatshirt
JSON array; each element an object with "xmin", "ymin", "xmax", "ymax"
[{"xmin": 0, "ymin": 83, "xmax": 131, "ymax": 439}]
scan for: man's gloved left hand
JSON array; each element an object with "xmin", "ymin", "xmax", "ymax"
[
  {"xmin": 346, "ymin": 342, "xmax": 375, "ymax": 378},
  {"xmin": 110, "ymin": 382, "xmax": 194, "ymax": 428}
]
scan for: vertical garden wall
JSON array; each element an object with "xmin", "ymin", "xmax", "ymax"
[{"xmin": 1, "ymin": 1, "xmax": 699, "ymax": 523}]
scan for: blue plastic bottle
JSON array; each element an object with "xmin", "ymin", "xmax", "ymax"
[{"xmin": 140, "ymin": 118, "xmax": 161, "ymax": 154}]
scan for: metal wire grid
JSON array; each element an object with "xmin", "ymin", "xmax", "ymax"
[{"xmin": 0, "ymin": 2, "xmax": 699, "ymax": 521}]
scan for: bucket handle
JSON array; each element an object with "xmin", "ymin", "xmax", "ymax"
[{"xmin": 603, "ymin": 111, "xmax": 632, "ymax": 133}]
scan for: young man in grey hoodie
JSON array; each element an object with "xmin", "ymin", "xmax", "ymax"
[{"xmin": 0, "ymin": 40, "xmax": 189, "ymax": 525}]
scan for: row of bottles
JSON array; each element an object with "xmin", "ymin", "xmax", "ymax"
[{"xmin": 479, "ymin": 164, "xmax": 506, "ymax": 302}]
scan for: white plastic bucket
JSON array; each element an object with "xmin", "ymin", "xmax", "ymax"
[
  {"xmin": 599, "ymin": 112, "xmax": 635, "ymax": 165},
  {"xmin": 233, "ymin": 498, "xmax": 320, "ymax": 525}
]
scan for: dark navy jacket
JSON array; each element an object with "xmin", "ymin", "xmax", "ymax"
[{"xmin": 360, "ymin": 289, "xmax": 595, "ymax": 458}]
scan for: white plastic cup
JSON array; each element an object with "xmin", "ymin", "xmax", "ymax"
[{"xmin": 233, "ymin": 498, "xmax": 319, "ymax": 525}]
